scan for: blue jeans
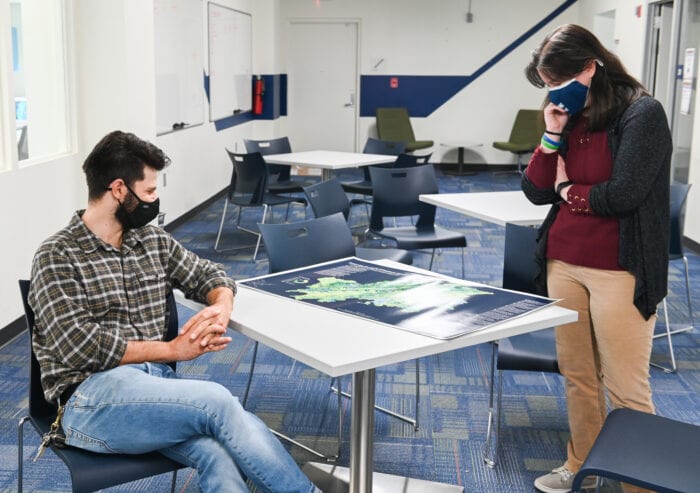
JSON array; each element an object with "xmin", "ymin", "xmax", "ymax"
[{"xmin": 61, "ymin": 363, "xmax": 318, "ymax": 493}]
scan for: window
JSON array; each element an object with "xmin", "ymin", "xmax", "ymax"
[{"xmin": 6, "ymin": 0, "xmax": 70, "ymax": 165}]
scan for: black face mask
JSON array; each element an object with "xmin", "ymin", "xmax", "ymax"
[{"xmin": 114, "ymin": 182, "xmax": 160, "ymax": 229}]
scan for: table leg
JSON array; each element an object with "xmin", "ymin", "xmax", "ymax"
[
  {"xmin": 350, "ymin": 369, "xmax": 375, "ymax": 492},
  {"xmin": 442, "ymin": 146, "xmax": 476, "ymax": 176},
  {"xmin": 301, "ymin": 368, "xmax": 464, "ymax": 492}
]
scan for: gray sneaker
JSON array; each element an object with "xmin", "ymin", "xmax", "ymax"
[{"xmin": 534, "ymin": 465, "xmax": 597, "ymax": 493}]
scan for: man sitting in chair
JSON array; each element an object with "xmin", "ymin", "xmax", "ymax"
[{"xmin": 28, "ymin": 130, "xmax": 320, "ymax": 493}]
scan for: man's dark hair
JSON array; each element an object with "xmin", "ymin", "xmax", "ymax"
[{"xmin": 83, "ymin": 130, "xmax": 171, "ymax": 201}]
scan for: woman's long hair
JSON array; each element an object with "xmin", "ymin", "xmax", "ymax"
[{"xmin": 525, "ymin": 24, "xmax": 648, "ymax": 131}]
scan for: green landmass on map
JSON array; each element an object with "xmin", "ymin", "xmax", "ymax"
[{"xmin": 285, "ymin": 275, "xmax": 491, "ymax": 313}]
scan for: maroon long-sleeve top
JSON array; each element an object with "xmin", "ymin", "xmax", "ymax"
[{"xmin": 526, "ymin": 118, "xmax": 622, "ymax": 271}]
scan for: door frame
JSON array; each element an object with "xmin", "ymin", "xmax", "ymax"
[{"xmin": 286, "ymin": 17, "xmax": 361, "ymax": 152}]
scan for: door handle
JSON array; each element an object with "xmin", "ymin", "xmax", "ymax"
[{"xmin": 344, "ymin": 93, "xmax": 355, "ymax": 107}]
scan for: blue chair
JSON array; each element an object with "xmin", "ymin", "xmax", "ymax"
[
  {"xmin": 482, "ymin": 223, "xmax": 560, "ymax": 468},
  {"xmin": 303, "ymin": 178, "xmax": 413, "ymax": 265},
  {"xmin": 214, "ymin": 151, "xmax": 307, "ymax": 260},
  {"xmin": 341, "ymin": 137, "xmax": 405, "ymax": 198},
  {"xmin": 394, "ymin": 152, "xmax": 432, "ymax": 167},
  {"xmin": 251, "ymin": 214, "xmax": 420, "ymax": 452},
  {"xmin": 243, "ymin": 137, "xmax": 315, "ymax": 194},
  {"xmin": 572, "ymin": 408, "xmax": 700, "ymax": 493},
  {"xmin": 17, "ymin": 280, "xmax": 184, "ymax": 493},
  {"xmin": 368, "ymin": 164, "xmax": 466, "ymax": 277},
  {"xmin": 652, "ymin": 183, "xmax": 694, "ymax": 373}
]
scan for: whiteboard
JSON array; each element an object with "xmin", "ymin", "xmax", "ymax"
[
  {"xmin": 154, "ymin": 0, "xmax": 205, "ymax": 135},
  {"xmin": 208, "ymin": 3, "xmax": 252, "ymax": 121}
]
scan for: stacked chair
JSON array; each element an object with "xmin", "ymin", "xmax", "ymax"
[
  {"xmin": 481, "ymin": 223, "xmax": 559, "ymax": 468},
  {"xmin": 368, "ymin": 164, "xmax": 467, "ymax": 277},
  {"xmin": 244, "ymin": 137, "xmax": 314, "ymax": 194},
  {"xmin": 214, "ymin": 150, "xmax": 306, "ymax": 260},
  {"xmin": 651, "ymin": 183, "xmax": 694, "ymax": 373}
]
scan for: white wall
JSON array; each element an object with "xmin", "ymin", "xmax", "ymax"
[
  {"xmin": 275, "ymin": 0, "xmax": 580, "ymax": 164},
  {"xmin": 0, "ymin": 0, "xmax": 279, "ymax": 330}
]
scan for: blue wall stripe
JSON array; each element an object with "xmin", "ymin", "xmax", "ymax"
[{"xmin": 359, "ymin": 0, "xmax": 578, "ymax": 117}]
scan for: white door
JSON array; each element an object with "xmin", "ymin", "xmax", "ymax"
[{"xmin": 286, "ymin": 21, "xmax": 358, "ymax": 152}]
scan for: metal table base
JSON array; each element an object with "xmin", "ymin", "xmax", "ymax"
[{"xmin": 302, "ymin": 369, "xmax": 463, "ymax": 493}]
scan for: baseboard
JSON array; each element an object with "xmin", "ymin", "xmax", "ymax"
[
  {"xmin": 684, "ymin": 236, "xmax": 700, "ymax": 255},
  {"xmin": 163, "ymin": 187, "xmax": 227, "ymax": 233},
  {"xmin": 0, "ymin": 315, "xmax": 26, "ymax": 349},
  {"xmin": 437, "ymin": 162, "xmax": 520, "ymax": 173}
]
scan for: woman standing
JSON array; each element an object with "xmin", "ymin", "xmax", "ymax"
[{"xmin": 522, "ymin": 24, "xmax": 671, "ymax": 493}]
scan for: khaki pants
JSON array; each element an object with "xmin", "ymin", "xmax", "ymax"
[{"xmin": 547, "ymin": 260, "xmax": 655, "ymax": 493}]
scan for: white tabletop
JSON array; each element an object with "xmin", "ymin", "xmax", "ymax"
[
  {"xmin": 439, "ymin": 142, "xmax": 483, "ymax": 149},
  {"xmin": 177, "ymin": 260, "xmax": 575, "ymax": 377},
  {"xmin": 264, "ymin": 150, "xmax": 396, "ymax": 170},
  {"xmin": 420, "ymin": 191, "xmax": 550, "ymax": 227}
]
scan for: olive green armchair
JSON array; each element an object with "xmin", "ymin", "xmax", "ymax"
[
  {"xmin": 492, "ymin": 109, "xmax": 545, "ymax": 173},
  {"xmin": 376, "ymin": 107, "xmax": 433, "ymax": 152}
]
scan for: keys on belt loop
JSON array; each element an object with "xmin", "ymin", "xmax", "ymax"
[{"xmin": 34, "ymin": 404, "xmax": 66, "ymax": 462}]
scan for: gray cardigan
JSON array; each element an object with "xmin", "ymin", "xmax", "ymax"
[{"xmin": 522, "ymin": 95, "xmax": 672, "ymax": 320}]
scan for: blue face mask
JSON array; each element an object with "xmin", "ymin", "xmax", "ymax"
[{"xmin": 548, "ymin": 78, "xmax": 589, "ymax": 115}]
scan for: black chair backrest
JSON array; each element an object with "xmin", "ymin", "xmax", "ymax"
[
  {"xmin": 243, "ymin": 137, "xmax": 292, "ymax": 179},
  {"xmin": 395, "ymin": 152, "xmax": 432, "ymax": 167},
  {"xmin": 362, "ymin": 137, "xmax": 406, "ymax": 156},
  {"xmin": 226, "ymin": 151, "xmax": 268, "ymax": 204},
  {"xmin": 369, "ymin": 164, "xmax": 438, "ymax": 231},
  {"xmin": 669, "ymin": 183, "xmax": 691, "ymax": 259},
  {"xmin": 303, "ymin": 178, "xmax": 351, "ymax": 220},
  {"xmin": 358, "ymin": 138, "xmax": 405, "ymax": 182},
  {"xmin": 502, "ymin": 223, "xmax": 539, "ymax": 294},
  {"xmin": 258, "ymin": 213, "xmax": 356, "ymax": 273},
  {"xmin": 19, "ymin": 280, "xmax": 179, "ymax": 418}
]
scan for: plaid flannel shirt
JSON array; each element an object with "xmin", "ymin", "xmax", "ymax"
[{"xmin": 29, "ymin": 211, "xmax": 237, "ymax": 403}]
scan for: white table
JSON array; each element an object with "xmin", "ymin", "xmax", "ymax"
[
  {"xmin": 264, "ymin": 150, "xmax": 396, "ymax": 181},
  {"xmin": 176, "ymin": 260, "xmax": 576, "ymax": 492},
  {"xmin": 439, "ymin": 142, "xmax": 483, "ymax": 175},
  {"xmin": 420, "ymin": 191, "xmax": 549, "ymax": 227}
]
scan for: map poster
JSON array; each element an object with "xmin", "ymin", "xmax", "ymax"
[{"xmin": 238, "ymin": 258, "xmax": 558, "ymax": 340}]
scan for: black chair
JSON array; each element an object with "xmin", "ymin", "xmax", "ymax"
[
  {"xmin": 368, "ymin": 164, "xmax": 467, "ymax": 277},
  {"xmin": 214, "ymin": 151, "xmax": 307, "ymax": 260},
  {"xmin": 652, "ymin": 183, "xmax": 694, "ymax": 373},
  {"xmin": 253, "ymin": 214, "xmax": 420, "ymax": 440},
  {"xmin": 394, "ymin": 152, "xmax": 432, "ymax": 167},
  {"xmin": 482, "ymin": 223, "xmax": 560, "ymax": 468},
  {"xmin": 572, "ymin": 408, "xmax": 700, "ymax": 493},
  {"xmin": 341, "ymin": 137, "xmax": 405, "ymax": 199},
  {"xmin": 243, "ymin": 137, "xmax": 315, "ymax": 193},
  {"xmin": 303, "ymin": 179, "xmax": 412, "ymax": 265},
  {"xmin": 18, "ymin": 280, "xmax": 184, "ymax": 493}
]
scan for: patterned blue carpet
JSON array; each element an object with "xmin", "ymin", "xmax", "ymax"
[{"xmin": 2, "ymin": 168, "xmax": 698, "ymax": 492}]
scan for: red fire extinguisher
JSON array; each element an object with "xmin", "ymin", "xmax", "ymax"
[{"xmin": 253, "ymin": 75, "xmax": 264, "ymax": 115}]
